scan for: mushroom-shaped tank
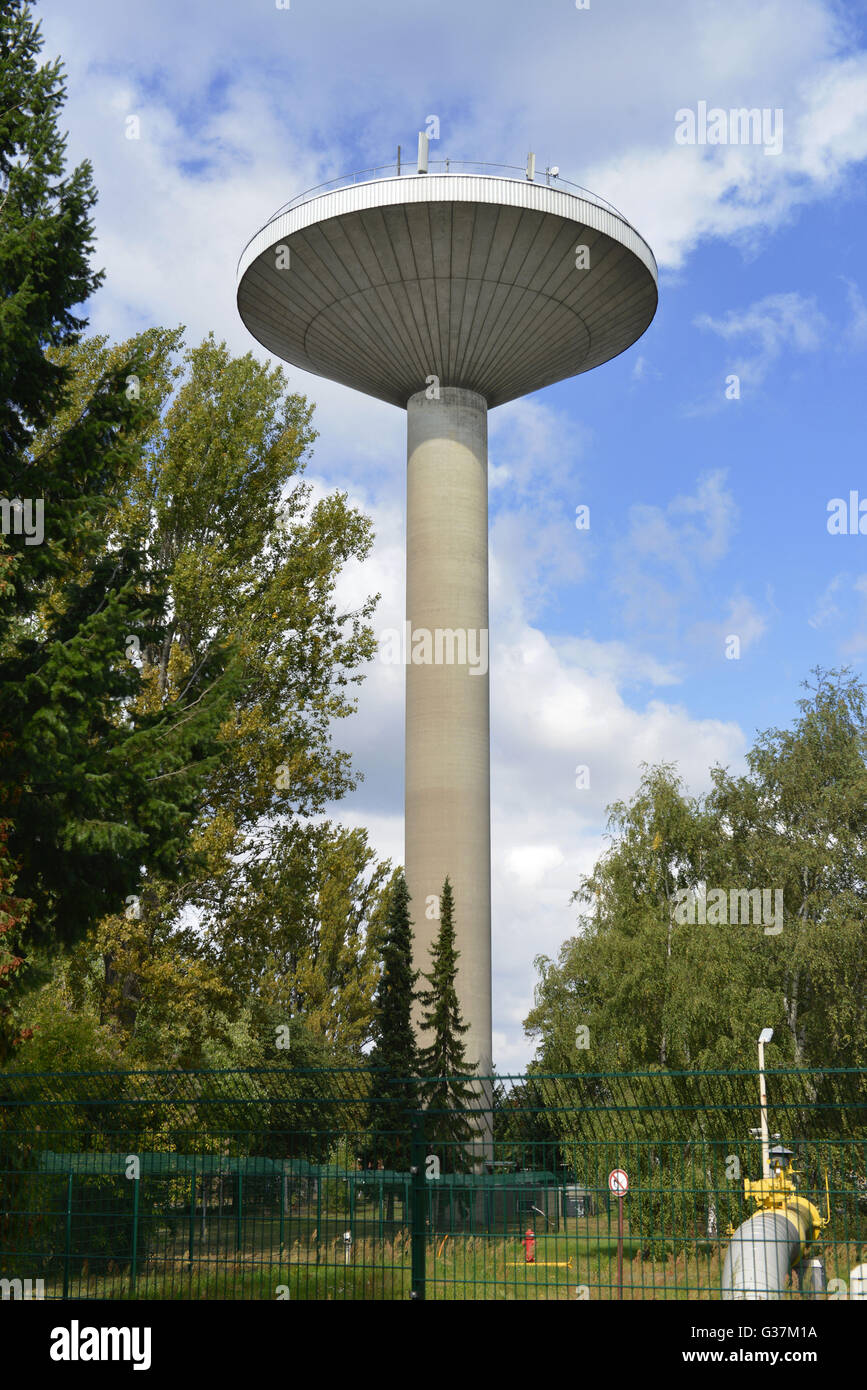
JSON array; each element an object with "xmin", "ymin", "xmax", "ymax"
[{"xmin": 237, "ymin": 170, "xmax": 658, "ymax": 407}]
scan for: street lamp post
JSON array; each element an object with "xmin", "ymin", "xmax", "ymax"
[{"xmin": 757, "ymin": 1027, "xmax": 774, "ymax": 1180}]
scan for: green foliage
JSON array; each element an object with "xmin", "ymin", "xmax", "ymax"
[
  {"xmin": 418, "ymin": 878, "xmax": 479, "ymax": 1169},
  {"xmin": 527, "ymin": 669, "xmax": 867, "ymax": 1075},
  {"xmin": 0, "ymin": 2, "xmax": 101, "ymax": 453},
  {"xmin": 0, "ymin": 7, "xmax": 386, "ymax": 1066},
  {"xmin": 5, "ymin": 324, "xmax": 386, "ymax": 1070},
  {"xmin": 209, "ymin": 820, "xmax": 390, "ymax": 1058},
  {"xmin": 0, "ymin": 6, "xmax": 242, "ymax": 1054},
  {"xmin": 367, "ymin": 871, "xmax": 419, "ymax": 1168},
  {"xmin": 625, "ymin": 1146, "xmax": 746, "ymax": 1260},
  {"xmin": 5, "ymin": 975, "xmax": 124, "ymax": 1073},
  {"xmin": 370, "ymin": 872, "xmax": 418, "ymax": 1075}
]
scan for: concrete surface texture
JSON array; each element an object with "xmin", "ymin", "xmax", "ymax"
[
  {"xmin": 405, "ymin": 388, "xmax": 490, "ymax": 1074},
  {"xmin": 237, "ymin": 172, "xmax": 658, "ymax": 407}
]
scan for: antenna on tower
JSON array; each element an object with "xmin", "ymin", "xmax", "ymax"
[
  {"xmin": 526, "ymin": 152, "xmax": 536, "ymax": 181},
  {"xmin": 417, "ymin": 131, "xmax": 429, "ymax": 174}
]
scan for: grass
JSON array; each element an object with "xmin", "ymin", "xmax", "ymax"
[{"xmin": 12, "ymin": 1217, "xmax": 864, "ymax": 1300}]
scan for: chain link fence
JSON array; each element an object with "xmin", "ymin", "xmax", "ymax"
[{"xmin": 1, "ymin": 1067, "xmax": 865, "ymax": 1299}]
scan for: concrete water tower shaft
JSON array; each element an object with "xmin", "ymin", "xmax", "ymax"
[{"xmin": 237, "ymin": 150, "xmax": 658, "ymax": 1078}]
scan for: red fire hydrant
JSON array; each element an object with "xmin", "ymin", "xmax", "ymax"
[{"xmin": 523, "ymin": 1227, "xmax": 535, "ymax": 1264}]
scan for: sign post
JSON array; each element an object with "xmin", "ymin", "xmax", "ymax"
[{"xmin": 608, "ymin": 1168, "xmax": 629, "ymax": 1299}]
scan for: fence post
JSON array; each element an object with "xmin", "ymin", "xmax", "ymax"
[
  {"xmin": 62, "ymin": 1172, "xmax": 73, "ymax": 1301},
  {"xmin": 188, "ymin": 1175, "xmax": 196, "ymax": 1268},
  {"xmin": 410, "ymin": 1112, "xmax": 426, "ymax": 1301},
  {"xmin": 316, "ymin": 1177, "xmax": 321, "ymax": 1266},
  {"xmin": 130, "ymin": 1175, "xmax": 139, "ymax": 1297},
  {"xmin": 236, "ymin": 1172, "xmax": 243, "ymax": 1253},
  {"xmin": 279, "ymin": 1169, "xmax": 286, "ymax": 1252}
]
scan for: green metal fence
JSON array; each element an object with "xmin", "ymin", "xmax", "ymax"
[{"xmin": 1, "ymin": 1067, "xmax": 865, "ymax": 1300}]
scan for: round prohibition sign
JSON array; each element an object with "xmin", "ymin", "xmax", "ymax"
[{"xmin": 608, "ymin": 1168, "xmax": 629, "ymax": 1196}]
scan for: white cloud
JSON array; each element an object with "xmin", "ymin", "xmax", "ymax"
[
  {"xmin": 689, "ymin": 593, "xmax": 769, "ymax": 658},
  {"xmin": 506, "ymin": 845, "xmax": 566, "ymax": 890},
  {"xmin": 553, "ymin": 637, "xmax": 682, "ymax": 688},
  {"xmin": 842, "ymin": 278, "xmax": 867, "ymax": 349},
  {"xmin": 631, "ymin": 354, "xmax": 662, "ymax": 383},
  {"xmin": 723, "ymin": 594, "xmax": 768, "ymax": 651},
  {"xmin": 807, "ymin": 573, "xmax": 867, "ymax": 656},
  {"xmin": 808, "ymin": 573, "xmax": 846, "ymax": 629},
  {"xmin": 613, "ymin": 471, "xmax": 739, "ymax": 635},
  {"xmin": 694, "ymin": 292, "xmax": 827, "ymax": 390}
]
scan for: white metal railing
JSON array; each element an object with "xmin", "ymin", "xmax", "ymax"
[{"xmin": 238, "ymin": 159, "xmax": 654, "ymax": 276}]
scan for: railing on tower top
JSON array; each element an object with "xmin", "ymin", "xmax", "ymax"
[{"xmin": 238, "ymin": 160, "xmax": 654, "ymax": 275}]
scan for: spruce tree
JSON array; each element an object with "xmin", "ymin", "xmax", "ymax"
[
  {"xmin": 368, "ymin": 871, "xmax": 418, "ymax": 1173},
  {"xmin": 417, "ymin": 877, "xmax": 479, "ymax": 1171}
]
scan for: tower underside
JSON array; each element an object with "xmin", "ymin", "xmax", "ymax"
[{"xmin": 237, "ymin": 174, "xmax": 657, "ymax": 408}]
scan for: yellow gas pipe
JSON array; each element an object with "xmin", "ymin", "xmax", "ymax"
[
  {"xmin": 741, "ymin": 1161, "xmax": 828, "ymax": 1250},
  {"xmin": 723, "ymin": 1154, "xmax": 830, "ymax": 1299}
]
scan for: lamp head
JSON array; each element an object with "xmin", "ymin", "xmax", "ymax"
[{"xmin": 768, "ymin": 1145, "xmax": 794, "ymax": 1172}]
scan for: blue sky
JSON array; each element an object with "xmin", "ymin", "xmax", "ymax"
[{"xmin": 36, "ymin": 0, "xmax": 867, "ymax": 1068}]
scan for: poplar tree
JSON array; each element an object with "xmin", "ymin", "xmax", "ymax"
[{"xmin": 18, "ymin": 329, "xmax": 381, "ymax": 1064}]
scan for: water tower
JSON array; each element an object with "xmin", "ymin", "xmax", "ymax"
[{"xmin": 237, "ymin": 141, "xmax": 658, "ymax": 1080}]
